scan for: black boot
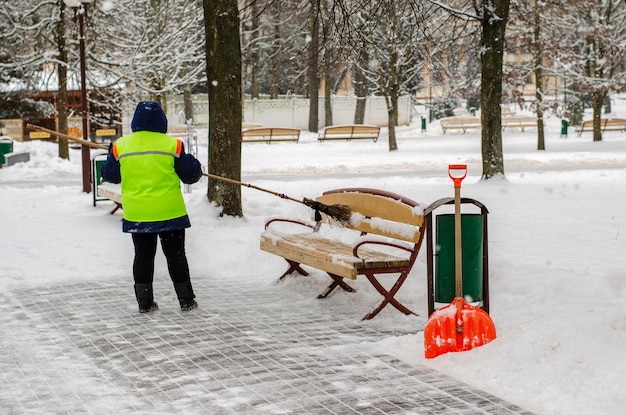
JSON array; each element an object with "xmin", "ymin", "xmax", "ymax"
[
  {"xmin": 174, "ymin": 281, "xmax": 198, "ymax": 311},
  {"xmin": 135, "ymin": 283, "xmax": 158, "ymax": 313}
]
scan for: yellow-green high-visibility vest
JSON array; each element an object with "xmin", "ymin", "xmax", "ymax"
[{"xmin": 113, "ymin": 131, "xmax": 187, "ymax": 222}]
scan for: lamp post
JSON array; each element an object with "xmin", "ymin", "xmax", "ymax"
[{"xmin": 64, "ymin": 0, "xmax": 93, "ymax": 193}]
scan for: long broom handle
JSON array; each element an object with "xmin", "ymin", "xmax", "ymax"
[
  {"xmin": 201, "ymin": 172, "xmax": 305, "ymax": 205},
  {"xmin": 27, "ymin": 124, "xmax": 309, "ymax": 207},
  {"xmin": 26, "ymin": 124, "xmax": 108, "ymax": 150}
]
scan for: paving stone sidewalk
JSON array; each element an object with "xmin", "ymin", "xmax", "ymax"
[{"xmin": 0, "ymin": 278, "xmax": 535, "ymax": 415}]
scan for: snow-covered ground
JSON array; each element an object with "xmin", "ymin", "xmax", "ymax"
[{"xmin": 1, "ymin": 97, "xmax": 625, "ymax": 414}]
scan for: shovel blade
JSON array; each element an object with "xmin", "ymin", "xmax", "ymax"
[{"xmin": 424, "ymin": 298, "xmax": 496, "ymax": 359}]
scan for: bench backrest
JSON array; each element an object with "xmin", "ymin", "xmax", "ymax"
[
  {"xmin": 316, "ymin": 188, "xmax": 424, "ymax": 243},
  {"xmin": 242, "ymin": 127, "xmax": 300, "ymax": 138},
  {"xmin": 322, "ymin": 125, "xmax": 380, "ymax": 137},
  {"xmin": 606, "ymin": 118, "xmax": 626, "ymax": 126},
  {"xmin": 440, "ymin": 116, "xmax": 480, "ymax": 125},
  {"xmin": 503, "ymin": 116, "xmax": 536, "ymax": 123},
  {"xmin": 580, "ymin": 119, "xmax": 626, "ymax": 128}
]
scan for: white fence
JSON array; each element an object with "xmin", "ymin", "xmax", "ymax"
[{"xmin": 122, "ymin": 95, "xmax": 411, "ymax": 135}]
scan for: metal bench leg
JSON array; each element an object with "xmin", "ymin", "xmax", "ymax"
[
  {"xmin": 317, "ymin": 273, "xmax": 355, "ymax": 299},
  {"xmin": 278, "ymin": 259, "xmax": 309, "ymax": 280},
  {"xmin": 362, "ymin": 271, "xmax": 416, "ymax": 320},
  {"xmin": 110, "ymin": 203, "xmax": 122, "ymax": 215}
]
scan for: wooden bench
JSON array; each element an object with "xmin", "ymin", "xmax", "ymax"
[
  {"xmin": 96, "ymin": 182, "xmax": 122, "ymax": 214},
  {"xmin": 260, "ymin": 188, "xmax": 425, "ymax": 320},
  {"xmin": 241, "ymin": 127, "xmax": 300, "ymax": 143},
  {"xmin": 439, "ymin": 116, "xmax": 481, "ymax": 133},
  {"xmin": 317, "ymin": 125, "xmax": 380, "ymax": 142},
  {"xmin": 575, "ymin": 118, "xmax": 626, "ymax": 136},
  {"xmin": 502, "ymin": 116, "xmax": 539, "ymax": 131}
]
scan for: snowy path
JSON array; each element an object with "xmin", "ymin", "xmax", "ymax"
[{"xmin": 0, "ymin": 278, "xmax": 534, "ymax": 414}]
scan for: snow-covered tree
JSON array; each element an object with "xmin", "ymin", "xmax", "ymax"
[
  {"xmin": 90, "ymin": 0, "xmax": 206, "ymax": 112},
  {"xmin": 353, "ymin": 0, "xmax": 440, "ymax": 151},
  {"xmin": 547, "ymin": 0, "xmax": 626, "ymax": 141},
  {"xmin": 0, "ymin": 0, "xmax": 74, "ymax": 159},
  {"xmin": 240, "ymin": 0, "xmax": 310, "ymax": 98},
  {"xmin": 506, "ymin": 0, "xmax": 555, "ymax": 151},
  {"xmin": 431, "ymin": 0, "xmax": 511, "ymax": 179}
]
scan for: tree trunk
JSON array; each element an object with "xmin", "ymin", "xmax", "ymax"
[
  {"xmin": 480, "ymin": 0, "xmax": 510, "ymax": 179},
  {"xmin": 387, "ymin": 88, "xmax": 398, "ymax": 152},
  {"xmin": 534, "ymin": 64, "xmax": 546, "ymax": 149},
  {"xmin": 203, "ymin": 0, "xmax": 243, "ymax": 217},
  {"xmin": 533, "ymin": 8, "xmax": 545, "ymax": 151},
  {"xmin": 591, "ymin": 90, "xmax": 606, "ymax": 142},
  {"xmin": 307, "ymin": 0, "xmax": 320, "ymax": 132},
  {"xmin": 353, "ymin": 54, "xmax": 368, "ymax": 124},
  {"xmin": 56, "ymin": 3, "xmax": 70, "ymax": 160},
  {"xmin": 269, "ymin": 5, "xmax": 280, "ymax": 99},
  {"xmin": 183, "ymin": 89, "xmax": 194, "ymax": 122},
  {"xmin": 324, "ymin": 65, "xmax": 333, "ymax": 127},
  {"xmin": 250, "ymin": 1, "xmax": 260, "ymax": 99},
  {"xmin": 386, "ymin": 109, "xmax": 397, "ymax": 151},
  {"xmin": 386, "ymin": 49, "xmax": 399, "ymax": 151}
]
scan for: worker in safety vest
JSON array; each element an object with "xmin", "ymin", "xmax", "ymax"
[{"xmin": 102, "ymin": 101, "xmax": 202, "ymax": 313}]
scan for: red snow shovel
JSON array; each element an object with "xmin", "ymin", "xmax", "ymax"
[{"xmin": 423, "ymin": 164, "xmax": 496, "ymax": 359}]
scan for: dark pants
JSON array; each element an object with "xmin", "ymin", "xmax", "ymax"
[{"xmin": 131, "ymin": 229, "xmax": 190, "ymax": 285}]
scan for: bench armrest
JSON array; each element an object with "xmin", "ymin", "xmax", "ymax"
[
  {"xmin": 264, "ymin": 218, "xmax": 317, "ymax": 231},
  {"xmin": 353, "ymin": 237, "xmax": 414, "ymax": 258}
]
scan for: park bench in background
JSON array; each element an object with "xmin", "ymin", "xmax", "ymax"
[
  {"xmin": 575, "ymin": 119, "xmax": 626, "ymax": 136},
  {"xmin": 241, "ymin": 127, "xmax": 300, "ymax": 144},
  {"xmin": 317, "ymin": 125, "xmax": 380, "ymax": 142},
  {"xmin": 502, "ymin": 116, "xmax": 539, "ymax": 131},
  {"xmin": 440, "ymin": 116, "xmax": 481, "ymax": 133}
]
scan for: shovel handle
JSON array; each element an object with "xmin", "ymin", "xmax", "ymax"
[
  {"xmin": 448, "ymin": 164, "xmax": 467, "ymax": 188},
  {"xmin": 449, "ymin": 164, "xmax": 467, "ymax": 298}
]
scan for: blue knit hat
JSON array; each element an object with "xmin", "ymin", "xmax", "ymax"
[{"xmin": 130, "ymin": 101, "xmax": 168, "ymax": 133}]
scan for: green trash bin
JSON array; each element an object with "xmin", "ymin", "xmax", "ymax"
[
  {"xmin": 434, "ymin": 213, "xmax": 483, "ymax": 303},
  {"xmin": 560, "ymin": 119, "xmax": 568, "ymax": 137},
  {"xmin": 0, "ymin": 136, "xmax": 14, "ymax": 165}
]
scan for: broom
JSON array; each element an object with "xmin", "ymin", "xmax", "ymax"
[{"xmin": 26, "ymin": 124, "xmax": 353, "ymax": 225}]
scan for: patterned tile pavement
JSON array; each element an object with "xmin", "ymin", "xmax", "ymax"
[{"xmin": 0, "ymin": 277, "xmax": 535, "ymax": 414}]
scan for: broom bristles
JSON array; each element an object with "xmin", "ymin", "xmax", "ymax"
[
  {"xmin": 303, "ymin": 198, "xmax": 352, "ymax": 226},
  {"xmin": 323, "ymin": 204, "xmax": 352, "ymax": 225}
]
